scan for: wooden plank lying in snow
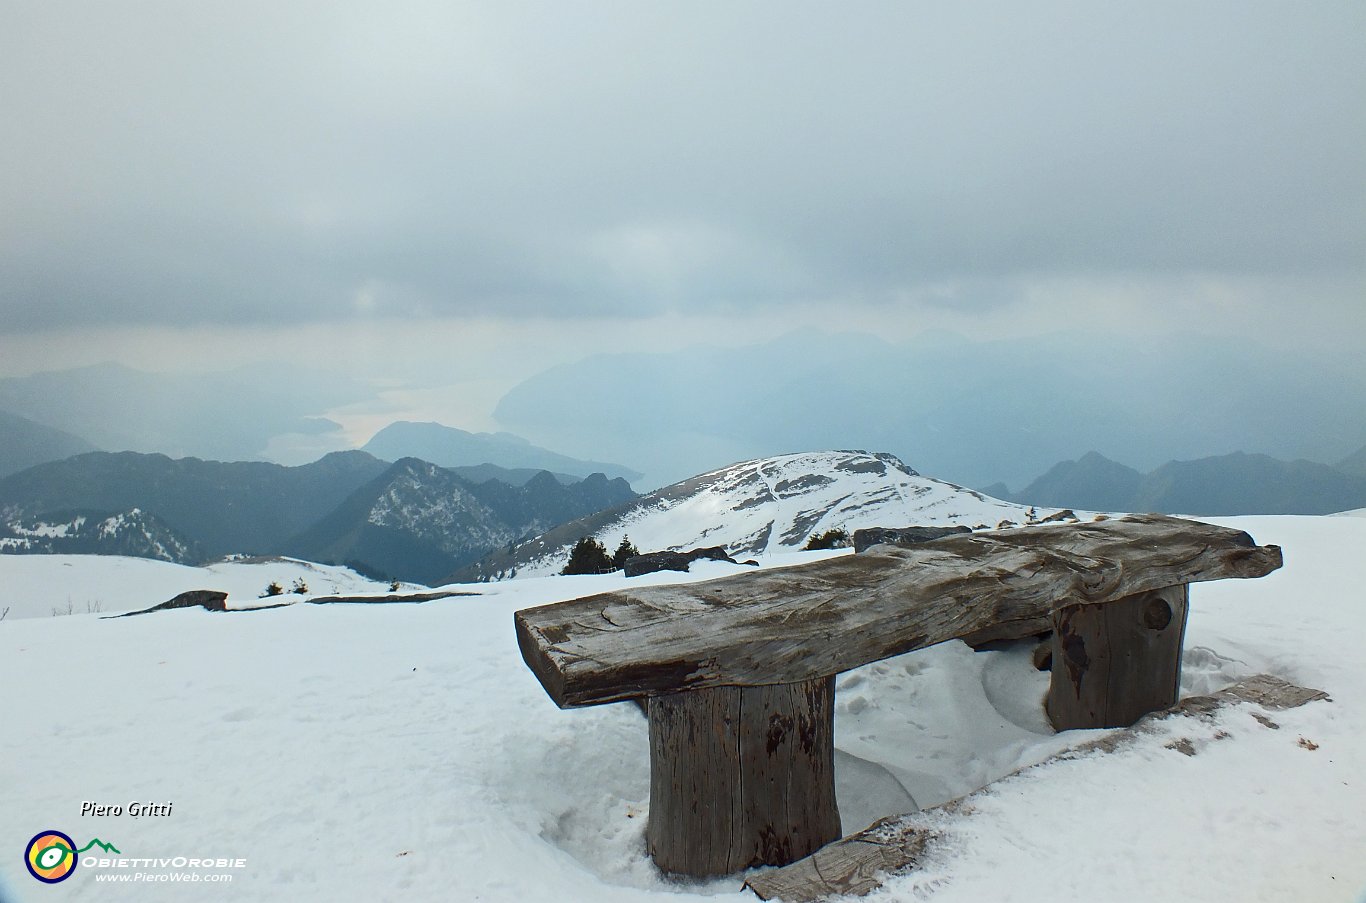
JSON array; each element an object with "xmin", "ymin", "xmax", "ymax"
[
  {"xmin": 743, "ymin": 674, "xmax": 1330, "ymax": 902},
  {"xmin": 515, "ymin": 515, "xmax": 1282, "ymax": 707}
]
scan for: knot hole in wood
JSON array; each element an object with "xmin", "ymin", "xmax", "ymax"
[{"xmin": 1143, "ymin": 597, "xmax": 1173, "ymax": 631}]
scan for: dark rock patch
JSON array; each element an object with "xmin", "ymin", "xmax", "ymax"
[
  {"xmin": 623, "ymin": 546, "xmax": 738, "ymax": 577},
  {"xmin": 852, "ymin": 525, "xmax": 972, "ymax": 554},
  {"xmin": 114, "ymin": 587, "xmax": 477, "ymax": 618},
  {"xmin": 774, "ymin": 474, "xmax": 835, "ymax": 497},
  {"xmin": 116, "ymin": 589, "xmax": 229, "ymax": 617},
  {"xmin": 780, "ymin": 505, "xmax": 842, "ymax": 546},
  {"xmin": 834, "ymin": 458, "xmax": 888, "ymax": 475}
]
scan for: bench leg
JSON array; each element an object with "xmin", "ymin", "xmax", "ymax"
[
  {"xmin": 1046, "ymin": 583, "xmax": 1189, "ymax": 730},
  {"xmin": 646, "ymin": 676, "xmax": 841, "ymax": 877}
]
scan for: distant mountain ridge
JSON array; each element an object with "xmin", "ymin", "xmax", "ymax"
[
  {"xmin": 453, "ymin": 450, "xmax": 1056, "ymax": 582},
  {"xmin": 0, "ymin": 449, "xmax": 637, "ymax": 583},
  {"xmin": 0, "ymin": 508, "xmax": 201, "ymax": 562},
  {"xmin": 287, "ymin": 459, "xmax": 636, "ymax": 583},
  {"xmin": 0, "ymin": 362, "xmax": 370, "ymax": 463},
  {"xmin": 362, "ymin": 421, "xmax": 641, "ymax": 483},
  {"xmin": 0, "ymin": 450, "xmax": 391, "ymax": 558},
  {"xmin": 1001, "ymin": 449, "xmax": 1366, "ymax": 515},
  {"xmin": 1337, "ymin": 443, "xmax": 1366, "ymax": 479},
  {"xmin": 0, "ymin": 410, "xmax": 100, "ymax": 478},
  {"xmin": 1001, "ymin": 452, "xmax": 1144, "ymax": 513},
  {"xmin": 492, "ymin": 330, "xmax": 1366, "ymax": 490}
]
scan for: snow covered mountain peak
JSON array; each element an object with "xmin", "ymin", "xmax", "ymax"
[{"xmin": 455, "ymin": 449, "xmax": 1048, "ymax": 581}]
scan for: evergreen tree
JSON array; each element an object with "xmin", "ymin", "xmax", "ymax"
[
  {"xmin": 562, "ymin": 536, "xmax": 614, "ymax": 575},
  {"xmin": 804, "ymin": 528, "xmax": 850, "ymax": 551},
  {"xmin": 612, "ymin": 535, "xmax": 641, "ymax": 569}
]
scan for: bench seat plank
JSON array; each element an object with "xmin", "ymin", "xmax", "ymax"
[{"xmin": 515, "ymin": 514, "xmax": 1281, "ymax": 708}]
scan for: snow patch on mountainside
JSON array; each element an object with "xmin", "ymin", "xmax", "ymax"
[
  {"xmin": 0, "ymin": 508, "xmax": 200, "ymax": 563},
  {"xmin": 366, "ymin": 462, "xmax": 505, "ymax": 542}
]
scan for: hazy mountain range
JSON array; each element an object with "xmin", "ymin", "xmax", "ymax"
[
  {"xmin": 361, "ymin": 421, "xmax": 640, "ymax": 482},
  {"xmin": 3, "ymin": 329, "xmax": 1363, "ymax": 495},
  {"xmin": 989, "ymin": 448, "xmax": 1366, "ymax": 516},
  {"xmin": 287, "ymin": 459, "xmax": 635, "ymax": 584},
  {"xmin": 4, "ymin": 438, "xmax": 1363, "ymax": 587},
  {"xmin": 0, "ymin": 362, "xmax": 367, "ymax": 464},
  {"xmin": 0, "ymin": 450, "xmax": 390, "ymax": 557},
  {"xmin": 2, "ymin": 327, "xmax": 1363, "ymax": 560},
  {"xmin": 0, "ymin": 410, "xmax": 99, "ymax": 478},
  {"xmin": 494, "ymin": 330, "xmax": 1366, "ymax": 489},
  {"xmin": 0, "ymin": 451, "xmax": 634, "ymax": 583}
]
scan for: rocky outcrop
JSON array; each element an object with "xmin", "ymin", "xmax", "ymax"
[
  {"xmin": 622, "ymin": 546, "xmax": 745, "ymax": 578},
  {"xmin": 852, "ymin": 525, "xmax": 972, "ymax": 554},
  {"xmin": 118, "ymin": 589, "xmax": 228, "ymax": 617}
]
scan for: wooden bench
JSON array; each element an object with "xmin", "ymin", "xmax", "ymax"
[{"xmin": 513, "ymin": 514, "xmax": 1282, "ymax": 878}]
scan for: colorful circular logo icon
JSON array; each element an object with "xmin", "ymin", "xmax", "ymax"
[{"xmin": 25, "ymin": 830, "xmax": 78, "ymax": 883}]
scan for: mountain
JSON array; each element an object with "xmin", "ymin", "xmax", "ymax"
[
  {"xmin": 0, "ymin": 362, "xmax": 373, "ymax": 463},
  {"xmin": 452, "ymin": 450, "xmax": 1054, "ymax": 582},
  {"xmin": 440, "ymin": 463, "xmax": 581, "ymax": 486},
  {"xmin": 362, "ymin": 421, "xmax": 641, "ymax": 483},
  {"xmin": 1005, "ymin": 450, "xmax": 1366, "ymax": 515},
  {"xmin": 0, "ymin": 508, "xmax": 201, "ymax": 562},
  {"xmin": 1008, "ymin": 452, "xmax": 1145, "ymax": 511},
  {"xmin": 1133, "ymin": 453, "xmax": 1366, "ymax": 515},
  {"xmin": 0, "ymin": 449, "xmax": 634, "ymax": 579},
  {"xmin": 0, "ymin": 450, "xmax": 391, "ymax": 559},
  {"xmin": 286, "ymin": 459, "xmax": 637, "ymax": 584},
  {"xmin": 1337, "ymin": 444, "xmax": 1366, "ymax": 479},
  {"xmin": 0, "ymin": 410, "xmax": 100, "ymax": 478},
  {"xmin": 491, "ymin": 329, "xmax": 1366, "ymax": 490}
]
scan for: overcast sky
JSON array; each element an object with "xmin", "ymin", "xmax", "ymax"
[{"xmin": 2, "ymin": 1, "xmax": 1363, "ymax": 447}]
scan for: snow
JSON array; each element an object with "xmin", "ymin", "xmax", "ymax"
[
  {"xmin": 7, "ymin": 516, "xmax": 86, "ymax": 539},
  {"xmin": 1, "ymin": 515, "xmax": 1362, "ymax": 902},
  {"xmin": 0, "ymin": 555, "xmax": 393, "ymax": 620},
  {"xmin": 499, "ymin": 450, "xmax": 1060, "ymax": 579}
]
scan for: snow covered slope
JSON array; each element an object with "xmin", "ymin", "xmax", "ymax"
[
  {"xmin": 457, "ymin": 449, "xmax": 1055, "ymax": 581},
  {"xmin": 0, "ymin": 515, "xmax": 1361, "ymax": 902},
  {"xmin": 0, "ymin": 554, "xmax": 393, "ymax": 620}
]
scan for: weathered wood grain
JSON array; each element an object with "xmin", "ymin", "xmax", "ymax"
[
  {"xmin": 745, "ymin": 818, "xmax": 932, "ymax": 902},
  {"xmin": 515, "ymin": 515, "xmax": 1282, "ymax": 707},
  {"xmin": 647, "ymin": 677, "xmax": 841, "ymax": 876},
  {"xmin": 1046, "ymin": 584, "xmax": 1189, "ymax": 729},
  {"xmin": 744, "ymin": 673, "xmax": 1329, "ymax": 902}
]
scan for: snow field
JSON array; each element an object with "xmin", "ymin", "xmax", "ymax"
[
  {"xmin": 0, "ymin": 515, "xmax": 1361, "ymax": 902},
  {"xmin": 0, "ymin": 555, "xmax": 394, "ymax": 620}
]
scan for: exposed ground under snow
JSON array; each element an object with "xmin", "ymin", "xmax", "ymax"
[{"xmin": 0, "ymin": 515, "xmax": 1362, "ymax": 902}]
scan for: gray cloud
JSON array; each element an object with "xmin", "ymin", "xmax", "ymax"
[{"xmin": 2, "ymin": 2, "xmax": 1363, "ymax": 331}]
